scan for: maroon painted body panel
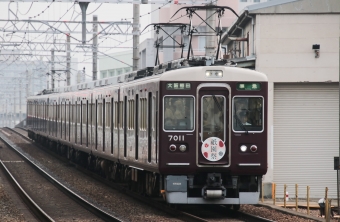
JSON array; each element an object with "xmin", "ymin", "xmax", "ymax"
[{"xmin": 158, "ymin": 81, "xmax": 268, "ymax": 176}]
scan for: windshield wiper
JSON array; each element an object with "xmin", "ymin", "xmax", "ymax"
[
  {"xmin": 212, "ymin": 95, "xmax": 222, "ymax": 112},
  {"xmin": 233, "ymin": 104, "xmax": 248, "ymax": 134},
  {"xmin": 234, "ymin": 114, "xmax": 248, "ymax": 134}
]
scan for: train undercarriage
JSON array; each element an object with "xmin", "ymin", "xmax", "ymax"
[{"xmin": 30, "ymin": 132, "xmax": 261, "ymax": 207}]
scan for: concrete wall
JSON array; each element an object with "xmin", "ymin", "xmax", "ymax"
[
  {"xmin": 256, "ymin": 14, "xmax": 339, "ymax": 83},
  {"xmin": 254, "ymin": 13, "xmax": 340, "ymax": 187},
  {"xmin": 99, "ymin": 50, "xmax": 133, "ymax": 78}
]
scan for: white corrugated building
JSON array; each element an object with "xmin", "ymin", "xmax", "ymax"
[{"xmin": 223, "ymin": 0, "xmax": 339, "ymax": 198}]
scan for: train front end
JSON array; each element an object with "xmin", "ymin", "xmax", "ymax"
[{"xmin": 158, "ymin": 66, "xmax": 267, "ymax": 205}]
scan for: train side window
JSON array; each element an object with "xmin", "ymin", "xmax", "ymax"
[
  {"xmin": 68, "ymin": 101, "xmax": 71, "ymax": 141},
  {"xmin": 95, "ymin": 100, "xmax": 98, "ymax": 150},
  {"xmin": 86, "ymin": 100, "xmax": 89, "ymax": 147},
  {"xmin": 98, "ymin": 102, "xmax": 103, "ymax": 127},
  {"xmin": 140, "ymin": 98, "xmax": 147, "ymax": 130},
  {"xmin": 124, "ymin": 96, "xmax": 127, "ymax": 157},
  {"xmin": 119, "ymin": 101, "xmax": 123, "ymax": 129},
  {"xmin": 103, "ymin": 99, "xmax": 106, "ymax": 152},
  {"xmin": 135, "ymin": 94, "xmax": 139, "ymax": 160},
  {"xmin": 232, "ymin": 96, "xmax": 263, "ymax": 132},
  {"xmin": 155, "ymin": 91, "xmax": 158, "ymax": 163},
  {"xmin": 82, "ymin": 103, "xmax": 87, "ymax": 126},
  {"xmin": 130, "ymin": 99, "xmax": 135, "ymax": 130},
  {"xmin": 106, "ymin": 100, "xmax": 111, "ymax": 128},
  {"xmin": 127, "ymin": 100, "xmax": 130, "ymax": 129},
  {"xmin": 111, "ymin": 98, "xmax": 114, "ymax": 155},
  {"xmin": 92, "ymin": 102, "xmax": 96, "ymax": 127},
  {"xmin": 114, "ymin": 101, "xmax": 119, "ymax": 129},
  {"xmin": 147, "ymin": 92, "xmax": 152, "ymax": 163}
]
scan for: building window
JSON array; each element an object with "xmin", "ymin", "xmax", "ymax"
[
  {"xmin": 100, "ymin": 71, "xmax": 107, "ymax": 79},
  {"xmin": 109, "ymin": 69, "xmax": 115, "ymax": 77},
  {"xmin": 124, "ymin": 68, "xmax": 131, "ymax": 73},
  {"xmin": 240, "ymin": 0, "xmax": 247, "ymax": 2},
  {"xmin": 198, "ymin": 36, "xmax": 206, "ymax": 51},
  {"xmin": 117, "ymin": 69, "xmax": 122, "ymax": 75},
  {"xmin": 254, "ymin": 0, "xmax": 260, "ymax": 2}
]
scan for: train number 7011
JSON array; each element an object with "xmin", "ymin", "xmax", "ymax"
[{"xmin": 168, "ymin": 135, "xmax": 185, "ymax": 141}]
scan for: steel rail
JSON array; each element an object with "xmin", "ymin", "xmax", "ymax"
[
  {"xmin": 11, "ymin": 127, "xmax": 276, "ymax": 222},
  {"xmin": 1, "ymin": 128, "xmax": 123, "ymax": 222},
  {"xmin": 0, "ymin": 157, "xmax": 54, "ymax": 222}
]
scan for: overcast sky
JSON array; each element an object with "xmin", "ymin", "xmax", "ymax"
[{"xmin": 0, "ymin": 2, "xmax": 156, "ymax": 76}]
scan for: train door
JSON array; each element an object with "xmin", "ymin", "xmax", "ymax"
[{"xmin": 197, "ymin": 83, "xmax": 230, "ymax": 166}]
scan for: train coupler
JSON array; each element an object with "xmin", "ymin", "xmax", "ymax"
[{"xmin": 202, "ymin": 173, "xmax": 226, "ymax": 199}]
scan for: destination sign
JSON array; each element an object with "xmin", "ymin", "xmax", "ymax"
[{"xmin": 166, "ymin": 82, "xmax": 191, "ymax": 90}]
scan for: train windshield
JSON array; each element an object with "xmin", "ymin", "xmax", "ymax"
[
  {"xmin": 201, "ymin": 95, "xmax": 226, "ymax": 141},
  {"xmin": 233, "ymin": 96, "xmax": 263, "ymax": 132},
  {"xmin": 163, "ymin": 96, "xmax": 194, "ymax": 131}
]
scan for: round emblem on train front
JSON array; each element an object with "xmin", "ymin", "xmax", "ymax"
[{"xmin": 201, "ymin": 137, "xmax": 226, "ymax": 162}]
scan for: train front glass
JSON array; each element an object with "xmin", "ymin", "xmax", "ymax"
[{"xmin": 163, "ymin": 96, "xmax": 194, "ymax": 131}]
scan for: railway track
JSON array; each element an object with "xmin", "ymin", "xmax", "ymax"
[
  {"xmin": 8, "ymin": 127, "xmax": 276, "ymax": 222},
  {"xmin": 0, "ymin": 128, "xmax": 122, "ymax": 222}
]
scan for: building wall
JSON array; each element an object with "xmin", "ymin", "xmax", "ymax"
[
  {"xmin": 99, "ymin": 50, "xmax": 133, "ymax": 79},
  {"xmin": 239, "ymin": 0, "xmax": 268, "ymax": 13},
  {"xmin": 254, "ymin": 13, "xmax": 339, "ymax": 191},
  {"xmin": 256, "ymin": 14, "xmax": 339, "ymax": 83}
]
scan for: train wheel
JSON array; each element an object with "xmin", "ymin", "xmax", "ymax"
[{"xmin": 145, "ymin": 173, "xmax": 158, "ymax": 197}]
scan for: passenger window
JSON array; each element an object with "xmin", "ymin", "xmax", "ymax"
[{"xmin": 98, "ymin": 102, "xmax": 103, "ymax": 127}]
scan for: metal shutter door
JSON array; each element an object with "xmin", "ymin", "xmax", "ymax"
[{"xmin": 273, "ymin": 83, "xmax": 339, "ymax": 198}]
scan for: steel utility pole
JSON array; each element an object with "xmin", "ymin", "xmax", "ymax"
[
  {"xmin": 79, "ymin": 2, "xmax": 89, "ymax": 45},
  {"xmin": 66, "ymin": 34, "xmax": 71, "ymax": 85},
  {"xmin": 26, "ymin": 70, "xmax": 29, "ymax": 98},
  {"xmin": 51, "ymin": 48, "xmax": 55, "ymax": 90},
  {"xmin": 93, "ymin": 15, "xmax": 98, "ymax": 81},
  {"xmin": 133, "ymin": 4, "xmax": 140, "ymax": 71},
  {"xmin": 19, "ymin": 79, "xmax": 22, "ymax": 123},
  {"xmin": 206, "ymin": 2, "xmax": 217, "ymax": 57}
]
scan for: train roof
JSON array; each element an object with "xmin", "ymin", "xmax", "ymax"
[{"xmin": 32, "ymin": 56, "xmax": 267, "ymax": 97}]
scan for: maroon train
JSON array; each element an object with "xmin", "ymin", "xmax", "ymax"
[{"xmin": 27, "ymin": 58, "xmax": 267, "ymax": 207}]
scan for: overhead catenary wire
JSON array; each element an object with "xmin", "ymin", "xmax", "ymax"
[{"xmin": 0, "ymin": 1, "xmax": 225, "ymax": 84}]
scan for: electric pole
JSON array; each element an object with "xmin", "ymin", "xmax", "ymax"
[
  {"xmin": 133, "ymin": 4, "xmax": 140, "ymax": 71},
  {"xmin": 93, "ymin": 15, "xmax": 98, "ymax": 81}
]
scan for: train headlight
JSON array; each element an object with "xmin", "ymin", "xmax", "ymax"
[
  {"xmin": 206, "ymin": 70, "xmax": 223, "ymax": 78},
  {"xmin": 250, "ymin": 145, "xmax": 258, "ymax": 152},
  {"xmin": 179, "ymin": 145, "xmax": 187, "ymax": 152},
  {"xmin": 169, "ymin": 144, "xmax": 177, "ymax": 152},
  {"xmin": 240, "ymin": 145, "xmax": 247, "ymax": 152}
]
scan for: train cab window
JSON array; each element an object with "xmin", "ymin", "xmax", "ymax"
[
  {"xmin": 201, "ymin": 95, "xmax": 225, "ymax": 141},
  {"xmin": 233, "ymin": 96, "xmax": 263, "ymax": 132},
  {"xmin": 163, "ymin": 96, "xmax": 194, "ymax": 131}
]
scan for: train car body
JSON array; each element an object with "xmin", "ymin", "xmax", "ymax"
[{"xmin": 27, "ymin": 61, "xmax": 267, "ymax": 206}]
